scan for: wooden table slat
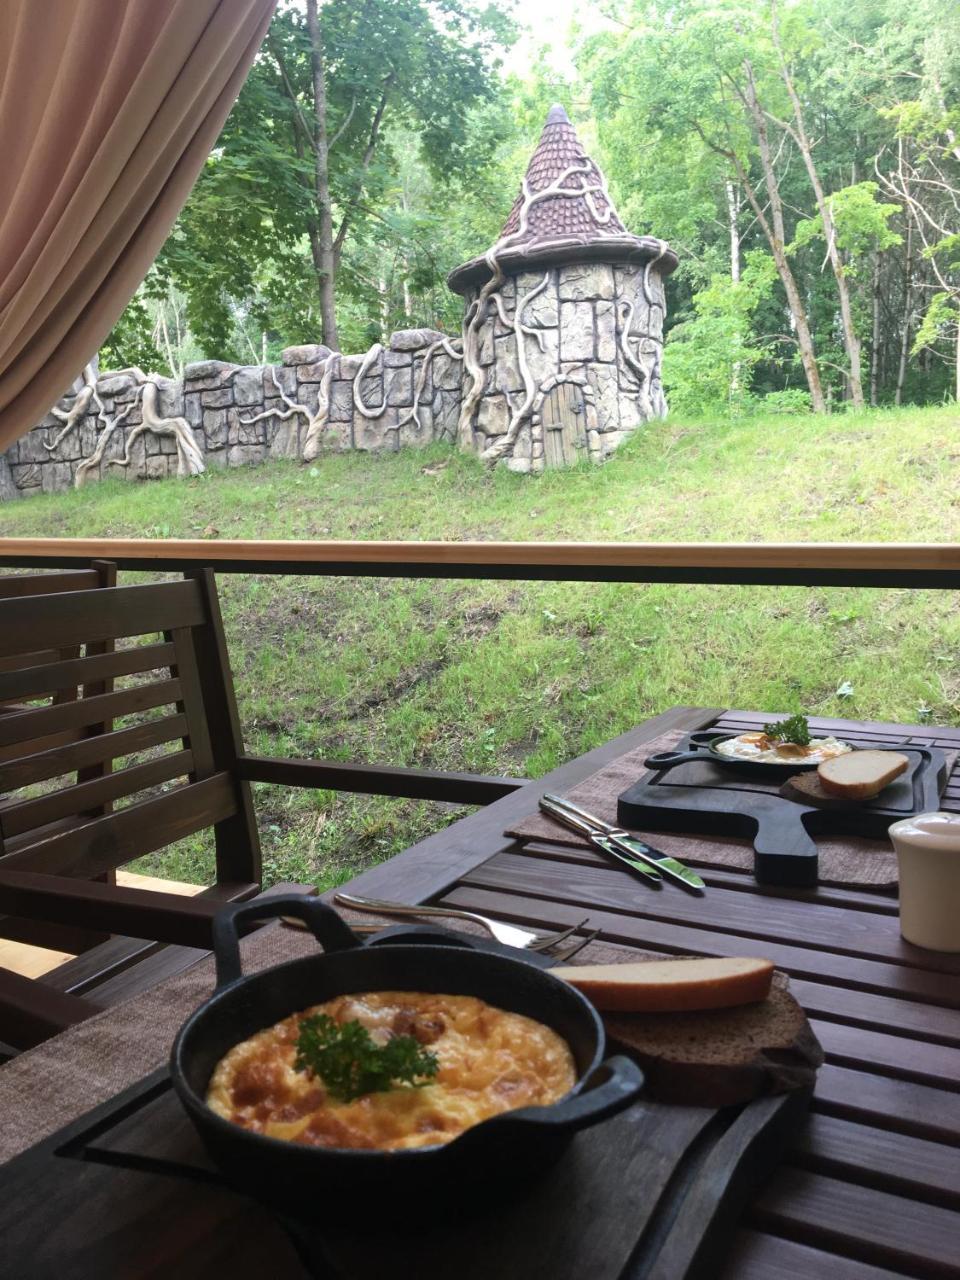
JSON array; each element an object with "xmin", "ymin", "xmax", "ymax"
[
  {"xmin": 808, "ymin": 1017, "xmax": 960, "ymax": 1091},
  {"xmin": 459, "ymin": 852, "xmax": 960, "ymax": 975},
  {"xmin": 440, "ymin": 884, "xmax": 960, "ymax": 1007},
  {"xmin": 787, "ymin": 978, "xmax": 960, "ymax": 1049},
  {"xmin": 748, "ymin": 1167, "xmax": 960, "ymax": 1278},
  {"xmin": 795, "ymin": 1114, "xmax": 960, "ymax": 1206},
  {"xmin": 519, "ymin": 840, "xmax": 901, "ymax": 914},
  {"xmin": 723, "ymin": 1230, "xmax": 926, "ymax": 1280},
  {"xmin": 813, "ymin": 1064, "xmax": 960, "ymax": 1146}
]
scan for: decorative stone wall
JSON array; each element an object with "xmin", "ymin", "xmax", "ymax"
[{"xmin": 1, "ymin": 329, "xmax": 464, "ymax": 500}]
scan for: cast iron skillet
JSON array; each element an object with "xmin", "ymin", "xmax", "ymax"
[
  {"xmin": 170, "ymin": 895, "xmax": 643, "ymax": 1223},
  {"xmin": 645, "ymin": 729, "xmax": 851, "ymax": 779}
]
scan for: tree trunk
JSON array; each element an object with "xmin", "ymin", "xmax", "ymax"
[
  {"xmin": 771, "ymin": 5, "xmax": 864, "ymax": 408},
  {"xmin": 870, "ymin": 253, "xmax": 880, "ymax": 407},
  {"xmin": 726, "ymin": 180, "xmax": 741, "ymax": 283},
  {"xmin": 895, "ymin": 222, "xmax": 912, "ymax": 407},
  {"xmin": 726, "ymin": 181, "xmax": 742, "ymax": 400},
  {"xmin": 400, "ymin": 187, "xmax": 414, "ymax": 321},
  {"xmin": 402, "ymin": 269, "xmax": 413, "ymax": 321},
  {"xmin": 306, "ymin": 0, "xmax": 340, "ymax": 350},
  {"xmin": 378, "ymin": 276, "xmax": 389, "ymax": 342},
  {"xmin": 740, "ymin": 61, "xmax": 827, "ymax": 412}
]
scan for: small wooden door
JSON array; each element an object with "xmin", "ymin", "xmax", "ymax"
[{"xmin": 542, "ymin": 381, "xmax": 588, "ymax": 467}]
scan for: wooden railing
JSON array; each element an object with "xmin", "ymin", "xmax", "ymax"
[
  {"xmin": 1, "ymin": 537, "xmax": 960, "ymax": 587},
  {"xmin": 1, "ymin": 537, "xmax": 957, "ymax": 809}
]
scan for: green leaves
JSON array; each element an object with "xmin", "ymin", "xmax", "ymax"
[
  {"xmin": 294, "ymin": 1014, "xmax": 440, "ymax": 1102},
  {"xmin": 790, "ymin": 184, "xmax": 901, "ymax": 266},
  {"xmin": 762, "ymin": 713, "xmax": 812, "ymax": 746},
  {"xmin": 139, "ymin": 0, "xmax": 512, "ymax": 356},
  {"xmin": 912, "ymin": 292, "xmax": 959, "ymax": 359},
  {"xmin": 663, "ymin": 252, "xmax": 777, "ymax": 416}
]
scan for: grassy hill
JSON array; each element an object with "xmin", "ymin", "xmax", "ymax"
[{"xmin": 3, "ymin": 405, "xmax": 959, "ymax": 889}]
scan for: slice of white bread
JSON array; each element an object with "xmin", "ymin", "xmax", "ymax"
[
  {"xmin": 605, "ymin": 972, "xmax": 823, "ymax": 1106},
  {"xmin": 558, "ymin": 956, "xmax": 774, "ymax": 1013},
  {"xmin": 817, "ymin": 749, "xmax": 909, "ymax": 800}
]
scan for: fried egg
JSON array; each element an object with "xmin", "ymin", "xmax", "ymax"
[{"xmin": 715, "ymin": 733, "xmax": 852, "ymax": 765}]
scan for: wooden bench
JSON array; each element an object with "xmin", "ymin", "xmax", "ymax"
[
  {"xmin": 0, "ymin": 570, "xmax": 523, "ymax": 1050},
  {"xmin": 0, "ymin": 571, "xmax": 266, "ymax": 1048}
]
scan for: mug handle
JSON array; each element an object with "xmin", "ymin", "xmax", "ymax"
[{"xmin": 213, "ymin": 894, "xmax": 362, "ymax": 990}]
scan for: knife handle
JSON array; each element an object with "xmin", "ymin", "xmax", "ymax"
[{"xmin": 542, "ymin": 793, "xmax": 613, "ymax": 833}]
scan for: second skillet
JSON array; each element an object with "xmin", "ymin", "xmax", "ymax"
[{"xmin": 644, "ymin": 729, "xmax": 853, "ymax": 779}]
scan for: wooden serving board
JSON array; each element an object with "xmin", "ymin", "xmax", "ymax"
[
  {"xmin": 0, "ymin": 1065, "xmax": 810, "ymax": 1280},
  {"xmin": 617, "ymin": 737, "xmax": 947, "ymax": 888}
]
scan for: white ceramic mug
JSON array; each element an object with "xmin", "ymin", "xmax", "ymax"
[{"xmin": 889, "ymin": 811, "xmax": 960, "ymax": 952}]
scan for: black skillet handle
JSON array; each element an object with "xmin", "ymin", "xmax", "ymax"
[
  {"xmin": 644, "ymin": 747, "xmax": 708, "ymax": 769},
  {"xmin": 455, "ymin": 1055, "xmax": 643, "ymax": 1151},
  {"xmin": 646, "ymin": 731, "xmax": 728, "ymax": 771},
  {"xmin": 213, "ymin": 894, "xmax": 362, "ymax": 990},
  {"xmin": 539, "ymin": 1055, "xmax": 644, "ymax": 1129}
]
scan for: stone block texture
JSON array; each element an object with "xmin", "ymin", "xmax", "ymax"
[{"xmin": 459, "ymin": 256, "xmax": 668, "ymax": 472}]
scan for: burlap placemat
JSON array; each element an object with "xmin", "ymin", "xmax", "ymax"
[
  {"xmin": 506, "ymin": 728, "xmax": 954, "ymax": 892},
  {"xmin": 0, "ymin": 917, "xmax": 629, "ymax": 1166},
  {"xmin": 0, "ymin": 924, "xmax": 316, "ymax": 1165}
]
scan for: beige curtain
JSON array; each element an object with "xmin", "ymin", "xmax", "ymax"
[{"xmin": 0, "ymin": 0, "xmax": 276, "ymax": 452}]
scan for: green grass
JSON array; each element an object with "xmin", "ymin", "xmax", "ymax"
[{"xmin": 4, "ymin": 404, "xmax": 959, "ymax": 889}]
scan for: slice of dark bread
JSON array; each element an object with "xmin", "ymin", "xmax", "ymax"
[
  {"xmin": 780, "ymin": 770, "xmax": 864, "ymax": 809},
  {"xmin": 604, "ymin": 972, "xmax": 823, "ymax": 1107}
]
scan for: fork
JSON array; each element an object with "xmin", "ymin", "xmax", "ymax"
[
  {"xmin": 548, "ymin": 928, "xmax": 600, "ymax": 964},
  {"xmin": 334, "ymin": 892, "xmax": 590, "ymax": 953},
  {"xmin": 335, "ymin": 920, "xmax": 600, "ymax": 962}
]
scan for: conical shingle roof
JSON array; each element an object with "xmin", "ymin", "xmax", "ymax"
[
  {"xmin": 498, "ymin": 104, "xmax": 628, "ymax": 245},
  {"xmin": 448, "ymin": 105, "xmax": 677, "ymax": 294}
]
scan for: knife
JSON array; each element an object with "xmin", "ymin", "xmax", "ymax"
[
  {"xmin": 540, "ymin": 793, "xmax": 706, "ymax": 894},
  {"xmin": 539, "ymin": 795, "xmax": 662, "ymax": 887}
]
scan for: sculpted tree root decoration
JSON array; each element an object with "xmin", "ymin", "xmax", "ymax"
[
  {"xmin": 239, "ymin": 358, "xmax": 340, "ymax": 462},
  {"xmin": 638, "ymin": 237, "xmax": 669, "ymax": 419},
  {"xmin": 617, "ymin": 300, "xmax": 656, "ymax": 421},
  {"xmin": 41, "ymin": 363, "xmax": 140, "ymax": 489},
  {"xmin": 108, "ymin": 376, "xmax": 204, "ymax": 478},
  {"xmin": 42, "ymin": 365, "xmax": 204, "ymax": 486},
  {"xmin": 386, "ymin": 337, "xmax": 464, "ymax": 434},
  {"xmin": 353, "ymin": 344, "xmax": 388, "ymax": 419},
  {"xmin": 458, "ymin": 162, "xmax": 615, "ymax": 466},
  {"xmin": 75, "ymin": 390, "xmax": 141, "ymax": 488},
  {"xmin": 43, "ymin": 362, "xmax": 98, "ymax": 453}
]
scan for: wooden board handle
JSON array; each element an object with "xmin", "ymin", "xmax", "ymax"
[{"xmin": 753, "ymin": 809, "xmax": 818, "ymax": 887}]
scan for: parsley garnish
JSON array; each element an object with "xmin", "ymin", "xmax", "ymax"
[
  {"xmin": 762, "ymin": 713, "xmax": 811, "ymax": 746},
  {"xmin": 294, "ymin": 1014, "xmax": 439, "ymax": 1102}
]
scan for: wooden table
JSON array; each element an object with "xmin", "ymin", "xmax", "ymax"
[{"xmin": 1, "ymin": 707, "xmax": 958, "ymax": 1279}]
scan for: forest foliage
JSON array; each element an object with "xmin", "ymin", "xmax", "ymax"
[{"xmin": 102, "ymin": 0, "xmax": 960, "ymax": 416}]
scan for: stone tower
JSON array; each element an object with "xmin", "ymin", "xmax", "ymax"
[{"xmin": 448, "ymin": 104, "xmax": 678, "ymax": 471}]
